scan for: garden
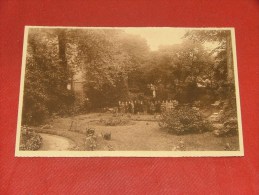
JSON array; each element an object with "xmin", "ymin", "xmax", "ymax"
[
  {"xmin": 19, "ymin": 27, "xmax": 240, "ymax": 151},
  {"xmin": 20, "ymin": 103, "xmax": 239, "ymax": 151}
]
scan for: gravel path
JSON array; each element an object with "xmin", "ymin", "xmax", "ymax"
[{"xmin": 39, "ymin": 133, "xmax": 75, "ymax": 151}]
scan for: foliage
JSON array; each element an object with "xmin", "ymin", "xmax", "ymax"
[
  {"xmin": 85, "ymin": 132, "xmax": 97, "ymax": 151},
  {"xmin": 102, "ymin": 132, "xmax": 111, "ymax": 140},
  {"xmin": 19, "ymin": 126, "xmax": 43, "ymax": 150},
  {"xmin": 184, "ymin": 29, "xmax": 234, "ymax": 83},
  {"xmin": 184, "ymin": 30, "xmax": 228, "ymax": 43},
  {"xmin": 72, "ymin": 29, "xmax": 150, "ymax": 108},
  {"xmin": 214, "ymin": 117, "xmax": 238, "ymax": 137},
  {"xmin": 86, "ymin": 128, "xmax": 95, "ymax": 136},
  {"xmin": 159, "ymin": 106, "xmax": 212, "ymax": 134},
  {"xmin": 22, "ymin": 28, "xmax": 236, "ymax": 123},
  {"xmin": 22, "ymin": 28, "xmax": 75, "ymax": 125},
  {"xmin": 99, "ymin": 115, "xmax": 131, "ymax": 126},
  {"xmin": 215, "ymin": 91, "xmax": 238, "ymax": 137},
  {"xmin": 223, "ymin": 117, "xmax": 238, "ymax": 135},
  {"xmin": 71, "ymin": 30, "xmax": 125, "ymax": 107},
  {"xmin": 142, "ymin": 39, "xmax": 215, "ymax": 103}
]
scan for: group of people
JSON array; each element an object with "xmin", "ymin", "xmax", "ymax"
[{"xmin": 118, "ymin": 100, "xmax": 179, "ymax": 115}]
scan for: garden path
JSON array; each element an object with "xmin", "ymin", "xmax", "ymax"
[{"xmin": 39, "ymin": 133, "xmax": 75, "ymax": 151}]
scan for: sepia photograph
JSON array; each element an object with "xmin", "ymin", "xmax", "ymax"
[{"xmin": 15, "ymin": 26, "xmax": 243, "ymax": 157}]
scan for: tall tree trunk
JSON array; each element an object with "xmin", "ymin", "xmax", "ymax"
[
  {"xmin": 57, "ymin": 29, "xmax": 69, "ymax": 89},
  {"xmin": 226, "ymin": 31, "xmax": 234, "ymax": 83}
]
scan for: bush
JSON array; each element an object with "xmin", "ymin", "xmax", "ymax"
[
  {"xmin": 223, "ymin": 117, "xmax": 238, "ymax": 134},
  {"xmin": 213, "ymin": 117, "xmax": 238, "ymax": 137},
  {"xmin": 85, "ymin": 128, "xmax": 94, "ymax": 135},
  {"xmin": 102, "ymin": 132, "xmax": 111, "ymax": 140},
  {"xmin": 85, "ymin": 134, "xmax": 97, "ymax": 151},
  {"xmin": 22, "ymin": 102, "xmax": 49, "ymax": 125},
  {"xmin": 214, "ymin": 96, "xmax": 238, "ymax": 137},
  {"xmin": 159, "ymin": 106, "xmax": 212, "ymax": 134},
  {"xmin": 19, "ymin": 126, "xmax": 43, "ymax": 150}
]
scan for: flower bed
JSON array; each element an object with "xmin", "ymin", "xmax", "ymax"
[{"xmin": 99, "ymin": 115, "xmax": 131, "ymax": 126}]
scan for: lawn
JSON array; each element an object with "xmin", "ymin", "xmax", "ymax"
[{"xmin": 34, "ymin": 112, "xmax": 240, "ymax": 151}]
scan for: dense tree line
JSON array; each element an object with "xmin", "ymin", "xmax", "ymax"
[
  {"xmin": 23, "ymin": 28, "xmax": 74, "ymax": 124},
  {"xmin": 22, "ymin": 28, "xmax": 235, "ymax": 125}
]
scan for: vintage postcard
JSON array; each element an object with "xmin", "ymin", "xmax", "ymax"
[{"xmin": 15, "ymin": 26, "xmax": 243, "ymax": 157}]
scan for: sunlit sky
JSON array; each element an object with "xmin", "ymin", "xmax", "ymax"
[{"xmin": 124, "ymin": 28, "xmax": 187, "ymax": 51}]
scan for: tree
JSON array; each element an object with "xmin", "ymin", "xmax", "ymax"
[
  {"xmin": 22, "ymin": 28, "xmax": 74, "ymax": 124},
  {"xmin": 184, "ymin": 30, "xmax": 238, "ymax": 129},
  {"xmin": 118, "ymin": 32, "xmax": 150, "ymax": 97},
  {"xmin": 142, "ymin": 39, "xmax": 214, "ymax": 103},
  {"xmin": 71, "ymin": 29, "xmax": 130, "ymax": 108},
  {"xmin": 184, "ymin": 30, "xmax": 234, "ymax": 83}
]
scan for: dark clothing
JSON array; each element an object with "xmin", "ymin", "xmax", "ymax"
[{"xmin": 155, "ymin": 102, "xmax": 161, "ymax": 113}]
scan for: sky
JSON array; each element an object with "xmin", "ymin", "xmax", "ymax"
[{"xmin": 124, "ymin": 28, "xmax": 187, "ymax": 51}]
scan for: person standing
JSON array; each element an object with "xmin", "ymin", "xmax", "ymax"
[
  {"xmin": 121, "ymin": 101, "xmax": 125, "ymax": 114},
  {"xmin": 143, "ymin": 100, "xmax": 148, "ymax": 114},
  {"xmin": 128, "ymin": 101, "xmax": 133, "ymax": 114},
  {"xmin": 150, "ymin": 101, "xmax": 155, "ymax": 115},
  {"xmin": 155, "ymin": 100, "xmax": 161, "ymax": 113},
  {"xmin": 118, "ymin": 101, "xmax": 121, "ymax": 113},
  {"xmin": 169, "ymin": 100, "xmax": 174, "ymax": 111},
  {"xmin": 165, "ymin": 100, "xmax": 169, "ymax": 112},
  {"xmin": 161, "ymin": 100, "xmax": 166, "ymax": 112},
  {"xmin": 131, "ymin": 101, "xmax": 135, "ymax": 114},
  {"xmin": 125, "ymin": 101, "xmax": 129, "ymax": 113},
  {"xmin": 140, "ymin": 101, "xmax": 144, "ymax": 113},
  {"xmin": 134, "ymin": 100, "xmax": 138, "ymax": 114}
]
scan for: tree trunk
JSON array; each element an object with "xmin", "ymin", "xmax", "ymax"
[
  {"xmin": 226, "ymin": 31, "xmax": 234, "ymax": 83},
  {"xmin": 57, "ymin": 29, "xmax": 69, "ymax": 87}
]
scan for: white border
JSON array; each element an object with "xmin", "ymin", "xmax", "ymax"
[{"xmin": 15, "ymin": 26, "xmax": 244, "ymax": 157}]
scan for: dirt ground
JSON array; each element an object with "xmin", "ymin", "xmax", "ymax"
[{"xmin": 38, "ymin": 113, "xmax": 240, "ymax": 151}]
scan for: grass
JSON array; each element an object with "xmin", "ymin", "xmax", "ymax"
[{"xmin": 33, "ymin": 112, "xmax": 240, "ymax": 151}]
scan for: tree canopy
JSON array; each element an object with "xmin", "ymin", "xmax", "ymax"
[{"xmin": 22, "ymin": 28, "xmax": 235, "ymax": 124}]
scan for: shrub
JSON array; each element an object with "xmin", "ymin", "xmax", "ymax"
[
  {"xmin": 159, "ymin": 106, "xmax": 212, "ymax": 134},
  {"xmin": 224, "ymin": 117, "xmax": 238, "ymax": 134},
  {"xmin": 85, "ymin": 135, "xmax": 97, "ymax": 151},
  {"xmin": 22, "ymin": 103, "xmax": 49, "ymax": 125},
  {"xmin": 214, "ymin": 117, "xmax": 238, "ymax": 137},
  {"xmin": 19, "ymin": 126, "xmax": 43, "ymax": 150},
  {"xmin": 215, "ymin": 97, "xmax": 238, "ymax": 137},
  {"xmin": 86, "ymin": 128, "xmax": 95, "ymax": 136},
  {"xmin": 85, "ymin": 128, "xmax": 97, "ymax": 151},
  {"xmin": 102, "ymin": 132, "xmax": 111, "ymax": 140}
]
